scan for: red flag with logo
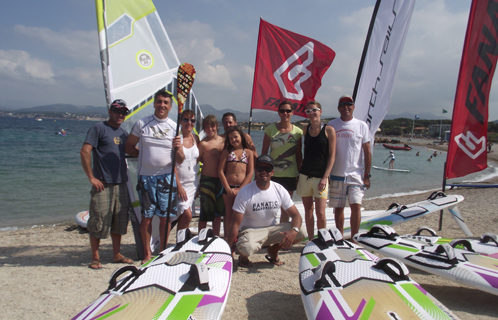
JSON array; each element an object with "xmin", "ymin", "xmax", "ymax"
[
  {"xmin": 445, "ymin": 0, "xmax": 498, "ymax": 179},
  {"xmin": 250, "ymin": 19, "xmax": 335, "ymax": 118}
]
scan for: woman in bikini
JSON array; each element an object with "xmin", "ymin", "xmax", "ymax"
[{"xmin": 218, "ymin": 126, "xmax": 254, "ymax": 240}]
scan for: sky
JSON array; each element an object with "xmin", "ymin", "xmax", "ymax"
[{"xmin": 2, "ymin": 0, "xmax": 493, "ymax": 120}]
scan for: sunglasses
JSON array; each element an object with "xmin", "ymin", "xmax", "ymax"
[
  {"xmin": 338, "ymin": 102, "xmax": 354, "ymax": 107},
  {"xmin": 182, "ymin": 118, "xmax": 196, "ymax": 124},
  {"xmin": 279, "ymin": 109, "xmax": 293, "ymax": 114},
  {"xmin": 256, "ymin": 166, "xmax": 273, "ymax": 173},
  {"xmin": 111, "ymin": 108, "xmax": 129, "ymax": 116},
  {"xmin": 305, "ymin": 108, "xmax": 320, "ymax": 115}
]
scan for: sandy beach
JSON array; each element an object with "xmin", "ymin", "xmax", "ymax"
[{"xmin": 1, "ymin": 139, "xmax": 498, "ymax": 319}]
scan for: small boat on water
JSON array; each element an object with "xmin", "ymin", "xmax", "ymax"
[{"xmin": 382, "ymin": 143, "xmax": 412, "ymax": 151}]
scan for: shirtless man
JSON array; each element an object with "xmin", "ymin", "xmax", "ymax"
[
  {"xmin": 198, "ymin": 115, "xmax": 225, "ymax": 236},
  {"xmin": 221, "ymin": 112, "xmax": 258, "ymax": 158}
]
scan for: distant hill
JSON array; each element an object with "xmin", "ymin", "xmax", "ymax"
[{"xmin": 17, "ymin": 104, "xmax": 107, "ymax": 115}]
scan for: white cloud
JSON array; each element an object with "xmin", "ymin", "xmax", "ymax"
[
  {"xmin": 0, "ymin": 50, "xmax": 54, "ymax": 81},
  {"xmin": 13, "ymin": 25, "xmax": 97, "ymax": 63},
  {"xmin": 59, "ymin": 67, "xmax": 102, "ymax": 89}
]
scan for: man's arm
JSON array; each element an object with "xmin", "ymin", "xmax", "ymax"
[
  {"xmin": 80, "ymin": 143, "xmax": 104, "ymax": 192},
  {"xmin": 362, "ymin": 141, "xmax": 372, "ymax": 189},
  {"xmin": 280, "ymin": 205, "xmax": 302, "ymax": 249},
  {"xmin": 125, "ymin": 134, "xmax": 140, "ymax": 157}
]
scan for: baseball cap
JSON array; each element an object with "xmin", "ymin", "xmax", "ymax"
[
  {"xmin": 338, "ymin": 95, "xmax": 354, "ymax": 106},
  {"xmin": 255, "ymin": 155, "xmax": 274, "ymax": 168},
  {"xmin": 110, "ymin": 99, "xmax": 129, "ymax": 110}
]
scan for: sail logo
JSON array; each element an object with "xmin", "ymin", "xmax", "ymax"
[
  {"xmin": 136, "ymin": 50, "xmax": 154, "ymax": 70},
  {"xmin": 273, "ymin": 42, "xmax": 314, "ymax": 100},
  {"xmin": 454, "ymin": 131, "xmax": 486, "ymax": 160}
]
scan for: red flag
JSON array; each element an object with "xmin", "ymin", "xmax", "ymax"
[
  {"xmin": 250, "ymin": 19, "xmax": 335, "ymax": 118},
  {"xmin": 446, "ymin": 0, "xmax": 498, "ymax": 179}
]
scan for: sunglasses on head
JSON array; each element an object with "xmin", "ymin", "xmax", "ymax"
[
  {"xmin": 182, "ymin": 118, "xmax": 196, "ymax": 124},
  {"xmin": 256, "ymin": 166, "xmax": 273, "ymax": 173},
  {"xmin": 305, "ymin": 108, "xmax": 320, "ymax": 115},
  {"xmin": 279, "ymin": 109, "xmax": 293, "ymax": 114},
  {"xmin": 111, "ymin": 108, "xmax": 129, "ymax": 115},
  {"xmin": 339, "ymin": 102, "xmax": 354, "ymax": 107}
]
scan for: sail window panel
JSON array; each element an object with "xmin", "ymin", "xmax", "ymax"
[
  {"xmin": 146, "ymin": 12, "xmax": 180, "ymax": 70},
  {"xmin": 108, "ymin": 14, "xmax": 133, "ymax": 46}
]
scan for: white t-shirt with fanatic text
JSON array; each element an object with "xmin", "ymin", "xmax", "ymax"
[
  {"xmin": 327, "ymin": 117, "xmax": 370, "ymax": 178},
  {"xmin": 232, "ymin": 181, "xmax": 294, "ymax": 229},
  {"xmin": 130, "ymin": 114, "xmax": 177, "ymax": 176}
]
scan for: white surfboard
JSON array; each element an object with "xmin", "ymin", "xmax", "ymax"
[
  {"xmin": 73, "ymin": 228, "xmax": 232, "ymax": 320},
  {"xmin": 355, "ymin": 225, "xmax": 498, "ymax": 297},
  {"xmin": 300, "ymin": 228, "xmax": 459, "ymax": 319},
  {"xmin": 372, "ymin": 165, "xmax": 410, "ymax": 172}
]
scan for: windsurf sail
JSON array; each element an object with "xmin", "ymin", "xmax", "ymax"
[
  {"xmin": 250, "ymin": 18, "xmax": 335, "ymax": 119},
  {"xmin": 353, "ymin": 0, "xmax": 415, "ymax": 145},
  {"xmin": 445, "ymin": 0, "xmax": 498, "ymax": 179},
  {"xmin": 95, "ymin": 0, "xmax": 203, "ymax": 134},
  {"xmin": 95, "ymin": 0, "xmax": 203, "ymax": 258}
]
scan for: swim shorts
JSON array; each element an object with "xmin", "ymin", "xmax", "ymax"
[
  {"xmin": 137, "ymin": 173, "xmax": 177, "ymax": 219},
  {"xmin": 199, "ymin": 175, "xmax": 225, "ymax": 221},
  {"xmin": 87, "ymin": 183, "xmax": 129, "ymax": 239},
  {"xmin": 236, "ymin": 222, "xmax": 306, "ymax": 256},
  {"xmin": 327, "ymin": 175, "xmax": 365, "ymax": 208},
  {"xmin": 296, "ymin": 173, "xmax": 328, "ymax": 199}
]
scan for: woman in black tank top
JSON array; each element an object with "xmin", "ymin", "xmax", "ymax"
[{"xmin": 296, "ymin": 101, "xmax": 336, "ymax": 241}]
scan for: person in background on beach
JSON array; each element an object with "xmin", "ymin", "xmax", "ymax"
[
  {"xmin": 221, "ymin": 112, "xmax": 258, "ymax": 158},
  {"xmin": 261, "ymin": 101, "xmax": 303, "ymax": 223},
  {"xmin": 327, "ymin": 95, "xmax": 371, "ymax": 239},
  {"xmin": 219, "ymin": 126, "xmax": 254, "ymax": 240},
  {"xmin": 173, "ymin": 110, "xmax": 199, "ymax": 231},
  {"xmin": 227, "ymin": 155, "xmax": 306, "ymax": 267},
  {"xmin": 488, "ymin": 141, "xmax": 493, "ymax": 153},
  {"xmin": 384, "ymin": 151, "xmax": 395, "ymax": 169},
  {"xmin": 125, "ymin": 89, "xmax": 181, "ymax": 264},
  {"xmin": 198, "ymin": 115, "xmax": 225, "ymax": 236},
  {"xmin": 80, "ymin": 99, "xmax": 134, "ymax": 269},
  {"xmin": 296, "ymin": 101, "xmax": 335, "ymax": 241}
]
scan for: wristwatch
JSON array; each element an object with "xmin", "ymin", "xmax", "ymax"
[
  {"xmin": 292, "ymin": 227, "xmax": 299, "ymax": 233},
  {"xmin": 365, "ymin": 173, "xmax": 371, "ymax": 179}
]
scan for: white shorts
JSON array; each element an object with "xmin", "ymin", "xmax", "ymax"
[
  {"xmin": 177, "ymin": 180, "xmax": 197, "ymax": 217},
  {"xmin": 328, "ymin": 175, "xmax": 365, "ymax": 208},
  {"xmin": 296, "ymin": 174, "xmax": 328, "ymax": 199}
]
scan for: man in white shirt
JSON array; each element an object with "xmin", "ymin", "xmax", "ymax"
[
  {"xmin": 327, "ymin": 95, "xmax": 372, "ymax": 239},
  {"xmin": 227, "ymin": 155, "xmax": 306, "ymax": 267}
]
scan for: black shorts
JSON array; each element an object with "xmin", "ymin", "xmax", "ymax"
[{"xmin": 270, "ymin": 176, "xmax": 297, "ymax": 191}]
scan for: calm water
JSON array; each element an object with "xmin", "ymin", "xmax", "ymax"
[{"xmin": 1, "ymin": 116, "xmax": 496, "ymax": 230}]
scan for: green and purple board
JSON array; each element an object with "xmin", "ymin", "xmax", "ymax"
[
  {"xmin": 355, "ymin": 225, "xmax": 498, "ymax": 297},
  {"xmin": 299, "ymin": 228, "xmax": 459, "ymax": 319},
  {"xmin": 72, "ymin": 228, "xmax": 232, "ymax": 320}
]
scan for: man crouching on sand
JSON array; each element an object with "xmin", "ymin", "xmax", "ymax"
[{"xmin": 227, "ymin": 155, "xmax": 306, "ymax": 267}]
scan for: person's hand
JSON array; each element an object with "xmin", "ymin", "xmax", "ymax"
[
  {"xmin": 364, "ymin": 177, "xmax": 370, "ymax": 189},
  {"xmin": 318, "ymin": 177, "xmax": 327, "ymax": 192},
  {"xmin": 279, "ymin": 229, "xmax": 297, "ymax": 249},
  {"xmin": 90, "ymin": 177, "xmax": 104, "ymax": 192},
  {"xmin": 178, "ymin": 185, "xmax": 187, "ymax": 202},
  {"xmin": 173, "ymin": 136, "xmax": 182, "ymax": 148}
]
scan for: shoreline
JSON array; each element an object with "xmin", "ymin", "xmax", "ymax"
[{"xmin": 1, "ymin": 187, "xmax": 497, "ymax": 319}]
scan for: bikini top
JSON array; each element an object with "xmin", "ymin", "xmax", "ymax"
[{"xmin": 227, "ymin": 149, "xmax": 248, "ymax": 165}]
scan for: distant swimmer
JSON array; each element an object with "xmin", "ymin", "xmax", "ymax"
[
  {"xmin": 427, "ymin": 155, "xmax": 432, "ymax": 161},
  {"xmin": 433, "ymin": 151, "xmax": 438, "ymax": 157},
  {"xmin": 416, "ymin": 151, "xmax": 420, "ymax": 156}
]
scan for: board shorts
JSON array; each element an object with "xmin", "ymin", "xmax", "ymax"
[
  {"xmin": 199, "ymin": 175, "xmax": 225, "ymax": 221},
  {"xmin": 328, "ymin": 175, "xmax": 365, "ymax": 208},
  {"xmin": 296, "ymin": 173, "xmax": 328, "ymax": 199},
  {"xmin": 87, "ymin": 183, "xmax": 129, "ymax": 239},
  {"xmin": 137, "ymin": 173, "xmax": 177, "ymax": 219},
  {"xmin": 270, "ymin": 176, "xmax": 297, "ymax": 191},
  {"xmin": 236, "ymin": 222, "xmax": 306, "ymax": 257}
]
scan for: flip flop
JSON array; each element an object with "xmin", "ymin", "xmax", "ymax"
[
  {"xmin": 265, "ymin": 254, "xmax": 284, "ymax": 266},
  {"xmin": 113, "ymin": 256, "xmax": 133, "ymax": 264},
  {"xmin": 238, "ymin": 256, "xmax": 253, "ymax": 268},
  {"xmin": 89, "ymin": 260, "xmax": 102, "ymax": 269}
]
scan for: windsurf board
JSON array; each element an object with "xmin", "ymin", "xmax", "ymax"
[
  {"xmin": 73, "ymin": 228, "xmax": 232, "ymax": 320},
  {"xmin": 355, "ymin": 225, "xmax": 498, "ymax": 297},
  {"xmin": 300, "ymin": 227, "xmax": 459, "ymax": 319}
]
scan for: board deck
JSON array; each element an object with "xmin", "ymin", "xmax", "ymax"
[
  {"xmin": 73, "ymin": 228, "xmax": 232, "ymax": 320},
  {"xmin": 355, "ymin": 225, "xmax": 498, "ymax": 297},
  {"xmin": 372, "ymin": 165, "xmax": 410, "ymax": 172},
  {"xmin": 300, "ymin": 228, "xmax": 459, "ymax": 319}
]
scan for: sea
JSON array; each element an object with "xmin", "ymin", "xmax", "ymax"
[{"xmin": 1, "ymin": 115, "xmax": 497, "ymax": 231}]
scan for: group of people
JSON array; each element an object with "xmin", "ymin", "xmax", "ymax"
[{"xmin": 80, "ymin": 89, "xmax": 372, "ymax": 269}]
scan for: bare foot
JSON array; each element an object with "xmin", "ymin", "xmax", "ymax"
[{"xmin": 238, "ymin": 255, "xmax": 253, "ymax": 268}]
